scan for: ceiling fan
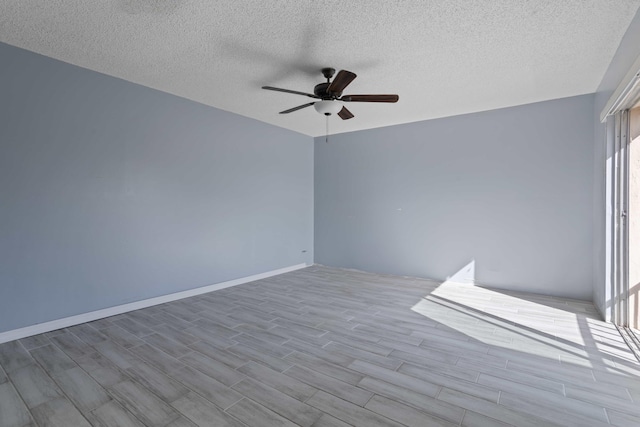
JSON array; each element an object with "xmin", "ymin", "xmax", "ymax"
[{"xmin": 262, "ymin": 68, "xmax": 399, "ymax": 120}]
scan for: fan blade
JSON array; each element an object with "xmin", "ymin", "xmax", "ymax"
[
  {"xmin": 279, "ymin": 102, "xmax": 316, "ymax": 114},
  {"xmin": 338, "ymin": 106, "xmax": 354, "ymax": 120},
  {"xmin": 262, "ymin": 86, "xmax": 320, "ymax": 99},
  {"xmin": 327, "ymin": 70, "xmax": 357, "ymax": 94},
  {"xmin": 341, "ymin": 94, "xmax": 399, "ymax": 103}
]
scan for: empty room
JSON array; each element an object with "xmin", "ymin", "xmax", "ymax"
[{"xmin": 3, "ymin": 1, "xmax": 640, "ymax": 426}]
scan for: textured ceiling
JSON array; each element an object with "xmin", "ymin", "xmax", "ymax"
[{"xmin": 1, "ymin": 1, "xmax": 639, "ymax": 137}]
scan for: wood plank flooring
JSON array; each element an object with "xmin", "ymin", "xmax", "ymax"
[{"xmin": 1, "ymin": 265, "xmax": 640, "ymax": 426}]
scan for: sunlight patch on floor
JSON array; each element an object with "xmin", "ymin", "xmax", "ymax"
[{"xmin": 411, "ymin": 280, "xmax": 638, "ymax": 373}]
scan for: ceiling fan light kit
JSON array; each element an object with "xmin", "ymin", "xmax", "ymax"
[
  {"xmin": 314, "ymin": 100, "xmax": 343, "ymax": 116},
  {"xmin": 262, "ymin": 68, "xmax": 399, "ymax": 121}
]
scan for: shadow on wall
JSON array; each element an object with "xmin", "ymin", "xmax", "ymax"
[{"xmin": 118, "ymin": 0, "xmax": 183, "ymax": 14}]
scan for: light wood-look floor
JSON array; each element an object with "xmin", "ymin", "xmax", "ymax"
[{"xmin": 1, "ymin": 265, "xmax": 640, "ymax": 427}]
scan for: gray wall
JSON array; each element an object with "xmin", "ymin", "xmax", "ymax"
[
  {"xmin": 315, "ymin": 95, "xmax": 594, "ymax": 300},
  {"xmin": 0, "ymin": 43, "xmax": 314, "ymax": 333},
  {"xmin": 592, "ymin": 8, "xmax": 640, "ymax": 319}
]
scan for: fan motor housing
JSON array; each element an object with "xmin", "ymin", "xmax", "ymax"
[{"xmin": 314, "ymin": 82, "xmax": 339, "ymax": 99}]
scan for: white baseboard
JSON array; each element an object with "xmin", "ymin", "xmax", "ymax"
[{"xmin": 0, "ymin": 263, "xmax": 310, "ymax": 344}]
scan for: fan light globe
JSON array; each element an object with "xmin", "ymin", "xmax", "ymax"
[{"xmin": 314, "ymin": 100, "xmax": 342, "ymax": 116}]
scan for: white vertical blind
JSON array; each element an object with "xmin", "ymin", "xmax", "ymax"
[{"xmin": 612, "ymin": 110, "xmax": 630, "ymax": 326}]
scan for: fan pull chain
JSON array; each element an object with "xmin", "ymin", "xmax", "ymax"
[{"xmin": 326, "ymin": 115, "xmax": 329, "ymax": 143}]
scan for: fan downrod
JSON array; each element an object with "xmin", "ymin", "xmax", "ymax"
[{"xmin": 315, "ymin": 68, "xmax": 339, "ymax": 99}]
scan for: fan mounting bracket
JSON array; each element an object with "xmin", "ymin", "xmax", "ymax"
[{"xmin": 321, "ymin": 67, "xmax": 336, "ymax": 81}]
